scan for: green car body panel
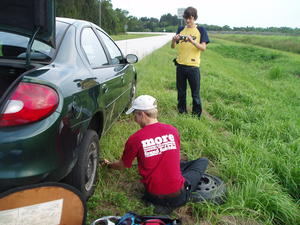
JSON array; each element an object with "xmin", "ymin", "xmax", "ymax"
[{"xmin": 0, "ymin": 1, "xmax": 138, "ymax": 194}]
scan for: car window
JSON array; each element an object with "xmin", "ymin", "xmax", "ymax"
[
  {"xmin": 81, "ymin": 28, "xmax": 108, "ymax": 68},
  {"xmin": 96, "ymin": 29, "xmax": 123, "ymax": 65},
  {"xmin": 0, "ymin": 21, "xmax": 68, "ymax": 61},
  {"xmin": 0, "ymin": 32, "xmax": 52, "ymax": 60}
]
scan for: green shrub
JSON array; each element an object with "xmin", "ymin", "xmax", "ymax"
[{"xmin": 269, "ymin": 66, "xmax": 283, "ymax": 79}]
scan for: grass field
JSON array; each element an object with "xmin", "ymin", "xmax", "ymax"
[
  {"xmin": 210, "ymin": 33, "xmax": 300, "ymax": 54},
  {"xmin": 87, "ymin": 34, "xmax": 300, "ymax": 224}
]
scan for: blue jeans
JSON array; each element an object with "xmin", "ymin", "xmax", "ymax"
[
  {"xmin": 143, "ymin": 158, "xmax": 208, "ymax": 207},
  {"xmin": 176, "ymin": 65, "xmax": 202, "ymax": 116}
]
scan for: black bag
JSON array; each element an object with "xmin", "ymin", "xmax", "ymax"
[{"xmin": 172, "ymin": 58, "xmax": 179, "ymax": 66}]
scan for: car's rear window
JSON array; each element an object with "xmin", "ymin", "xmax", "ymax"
[{"xmin": 0, "ymin": 21, "xmax": 69, "ymax": 61}]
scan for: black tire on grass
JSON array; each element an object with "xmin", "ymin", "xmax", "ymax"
[{"xmin": 65, "ymin": 129, "xmax": 99, "ymax": 200}]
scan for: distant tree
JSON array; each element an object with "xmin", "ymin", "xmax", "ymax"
[
  {"xmin": 56, "ymin": 1, "xmax": 300, "ymax": 35},
  {"xmin": 98, "ymin": 0, "xmax": 116, "ymax": 33},
  {"xmin": 222, "ymin": 25, "xmax": 231, "ymax": 31},
  {"xmin": 127, "ymin": 16, "xmax": 144, "ymax": 31},
  {"xmin": 81, "ymin": 0, "xmax": 98, "ymax": 24},
  {"xmin": 112, "ymin": 8, "xmax": 128, "ymax": 33},
  {"xmin": 202, "ymin": 24, "xmax": 223, "ymax": 31},
  {"xmin": 97, "ymin": 1, "xmax": 129, "ymax": 34},
  {"xmin": 138, "ymin": 17, "xmax": 159, "ymax": 32},
  {"xmin": 56, "ymin": 0, "xmax": 80, "ymax": 18},
  {"xmin": 160, "ymin": 13, "xmax": 179, "ymax": 27}
]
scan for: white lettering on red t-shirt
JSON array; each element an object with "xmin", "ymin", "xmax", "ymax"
[
  {"xmin": 141, "ymin": 134, "xmax": 177, "ymax": 157},
  {"xmin": 121, "ymin": 122, "xmax": 185, "ymax": 195}
]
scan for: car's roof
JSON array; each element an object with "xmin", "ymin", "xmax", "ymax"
[
  {"xmin": 56, "ymin": 17, "xmax": 107, "ymax": 35},
  {"xmin": 56, "ymin": 17, "xmax": 92, "ymax": 26}
]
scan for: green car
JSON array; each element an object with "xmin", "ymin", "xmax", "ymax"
[{"xmin": 0, "ymin": 0, "xmax": 138, "ymax": 199}]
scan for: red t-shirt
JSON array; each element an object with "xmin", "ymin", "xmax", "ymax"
[{"xmin": 121, "ymin": 122, "xmax": 185, "ymax": 195}]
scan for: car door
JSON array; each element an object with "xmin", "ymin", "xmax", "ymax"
[
  {"xmin": 95, "ymin": 29, "xmax": 134, "ymax": 117},
  {"xmin": 80, "ymin": 27, "xmax": 121, "ymax": 129}
]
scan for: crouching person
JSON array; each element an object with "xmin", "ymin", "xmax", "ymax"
[{"xmin": 104, "ymin": 95, "xmax": 208, "ymax": 214}]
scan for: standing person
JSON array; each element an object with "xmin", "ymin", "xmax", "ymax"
[
  {"xmin": 104, "ymin": 95, "xmax": 208, "ymax": 214},
  {"xmin": 171, "ymin": 6, "xmax": 210, "ymax": 117}
]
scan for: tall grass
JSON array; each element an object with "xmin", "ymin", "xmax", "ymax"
[
  {"xmin": 88, "ymin": 35, "xmax": 300, "ymax": 224},
  {"xmin": 210, "ymin": 33, "xmax": 300, "ymax": 54}
]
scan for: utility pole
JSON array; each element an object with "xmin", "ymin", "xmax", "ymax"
[{"xmin": 99, "ymin": 0, "xmax": 102, "ymax": 27}]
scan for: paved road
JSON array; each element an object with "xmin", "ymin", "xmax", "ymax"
[{"xmin": 116, "ymin": 32, "xmax": 174, "ymax": 60}]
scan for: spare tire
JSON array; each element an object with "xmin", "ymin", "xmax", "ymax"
[{"xmin": 190, "ymin": 173, "xmax": 227, "ymax": 204}]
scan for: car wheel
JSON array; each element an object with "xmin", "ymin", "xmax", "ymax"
[
  {"xmin": 65, "ymin": 129, "xmax": 99, "ymax": 200},
  {"xmin": 129, "ymin": 79, "xmax": 137, "ymax": 106},
  {"xmin": 124, "ymin": 79, "xmax": 137, "ymax": 112},
  {"xmin": 130, "ymin": 79, "xmax": 137, "ymax": 102}
]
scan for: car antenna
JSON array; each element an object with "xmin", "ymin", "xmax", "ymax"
[{"xmin": 26, "ymin": 26, "xmax": 41, "ymax": 68}]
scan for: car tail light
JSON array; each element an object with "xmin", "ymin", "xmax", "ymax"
[{"xmin": 0, "ymin": 82, "xmax": 59, "ymax": 127}]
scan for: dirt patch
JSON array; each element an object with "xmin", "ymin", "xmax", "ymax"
[
  {"xmin": 203, "ymin": 109, "xmax": 219, "ymax": 122},
  {"xmin": 203, "ymin": 109, "xmax": 231, "ymax": 137},
  {"xmin": 175, "ymin": 206, "xmax": 198, "ymax": 225},
  {"xmin": 218, "ymin": 216, "xmax": 263, "ymax": 225},
  {"xmin": 96, "ymin": 201, "xmax": 122, "ymax": 214}
]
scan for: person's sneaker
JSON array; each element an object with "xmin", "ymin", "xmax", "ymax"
[
  {"xmin": 154, "ymin": 205, "xmax": 174, "ymax": 215},
  {"xmin": 192, "ymin": 111, "xmax": 201, "ymax": 118},
  {"xmin": 178, "ymin": 108, "xmax": 187, "ymax": 114}
]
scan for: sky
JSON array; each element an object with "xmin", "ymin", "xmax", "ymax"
[{"xmin": 110, "ymin": 0, "xmax": 300, "ymax": 28}]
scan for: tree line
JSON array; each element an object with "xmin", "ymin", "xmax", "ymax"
[{"xmin": 56, "ymin": 0, "xmax": 300, "ymax": 35}]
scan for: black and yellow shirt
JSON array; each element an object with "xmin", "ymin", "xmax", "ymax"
[{"xmin": 176, "ymin": 26, "xmax": 209, "ymax": 67}]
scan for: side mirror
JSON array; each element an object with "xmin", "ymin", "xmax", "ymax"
[{"xmin": 126, "ymin": 54, "xmax": 138, "ymax": 64}]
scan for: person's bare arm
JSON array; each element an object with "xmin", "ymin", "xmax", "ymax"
[
  {"xmin": 187, "ymin": 35, "xmax": 207, "ymax": 51},
  {"xmin": 171, "ymin": 34, "xmax": 180, "ymax": 48},
  {"xmin": 103, "ymin": 159, "xmax": 126, "ymax": 170}
]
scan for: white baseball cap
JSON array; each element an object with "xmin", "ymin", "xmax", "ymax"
[{"xmin": 125, "ymin": 95, "xmax": 157, "ymax": 114}]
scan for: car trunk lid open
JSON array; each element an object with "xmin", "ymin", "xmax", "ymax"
[{"xmin": 0, "ymin": 0, "xmax": 56, "ymax": 67}]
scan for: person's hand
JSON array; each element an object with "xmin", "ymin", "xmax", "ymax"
[
  {"xmin": 187, "ymin": 35, "xmax": 197, "ymax": 47},
  {"xmin": 187, "ymin": 35, "xmax": 194, "ymax": 43},
  {"xmin": 100, "ymin": 158, "xmax": 111, "ymax": 167},
  {"xmin": 172, "ymin": 34, "xmax": 180, "ymax": 42},
  {"xmin": 104, "ymin": 159, "xmax": 111, "ymax": 165}
]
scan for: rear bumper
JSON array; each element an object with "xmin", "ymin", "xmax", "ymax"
[{"xmin": 0, "ymin": 112, "xmax": 70, "ymax": 191}]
